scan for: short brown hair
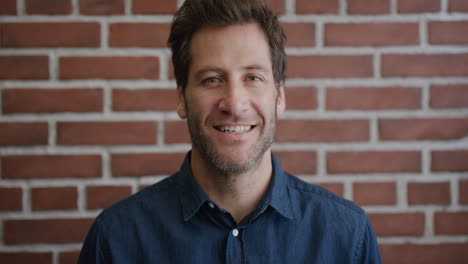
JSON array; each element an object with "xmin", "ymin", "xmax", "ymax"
[{"xmin": 168, "ymin": 0, "xmax": 287, "ymax": 90}]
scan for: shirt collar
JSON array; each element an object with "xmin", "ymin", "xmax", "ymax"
[{"xmin": 178, "ymin": 151, "xmax": 293, "ymax": 222}]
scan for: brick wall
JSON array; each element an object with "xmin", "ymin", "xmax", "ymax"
[{"xmin": 1, "ymin": 0, "xmax": 468, "ymax": 263}]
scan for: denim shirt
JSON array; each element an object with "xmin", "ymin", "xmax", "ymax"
[{"xmin": 79, "ymin": 152, "xmax": 382, "ymax": 263}]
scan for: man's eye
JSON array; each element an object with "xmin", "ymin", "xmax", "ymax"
[
  {"xmin": 247, "ymin": 76, "xmax": 261, "ymax": 81},
  {"xmin": 203, "ymin": 77, "xmax": 221, "ymax": 84}
]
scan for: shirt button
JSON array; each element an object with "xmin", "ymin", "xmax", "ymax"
[
  {"xmin": 208, "ymin": 202, "xmax": 214, "ymax": 208},
  {"xmin": 232, "ymin": 229, "xmax": 239, "ymax": 237}
]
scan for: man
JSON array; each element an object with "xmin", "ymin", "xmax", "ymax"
[{"xmin": 79, "ymin": 0, "xmax": 382, "ymax": 263}]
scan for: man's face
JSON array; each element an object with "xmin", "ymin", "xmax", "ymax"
[{"xmin": 177, "ymin": 22, "xmax": 285, "ymax": 175}]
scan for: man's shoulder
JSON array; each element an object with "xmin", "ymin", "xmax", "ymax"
[
  {"xmin": 98, "ymin": 172, "xmax": 181, "ymax": 222},
  {"xmin": 284, "ymin": 172, "xmax": 365, "ymax": 218}
]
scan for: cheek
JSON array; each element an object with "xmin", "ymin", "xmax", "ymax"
[{"xmin": 186, "ymin": 94, "xmax": 216, "ymax": 118}]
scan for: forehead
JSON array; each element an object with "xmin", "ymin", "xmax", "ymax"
[{"xmin": 189, "ymin": 22, "xmax": 272, "ymax": 74}]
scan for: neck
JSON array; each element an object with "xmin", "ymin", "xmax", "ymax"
[{"xmin": 190, "ymin": 150, "xmax": 273, "ymax": 224}]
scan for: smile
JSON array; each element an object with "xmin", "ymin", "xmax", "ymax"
[{"xmin": 214, "ymin": 125, "xmax": 254, "ymax": 133}]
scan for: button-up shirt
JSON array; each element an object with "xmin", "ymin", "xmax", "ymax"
[{"xmin": 79, "ymin": 152, "xmax": 382, "ymax": 263}]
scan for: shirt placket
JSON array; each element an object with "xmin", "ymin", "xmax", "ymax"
[{"xmin": 225, "ymin": 227, "xmax": 245, "ymax": 264}]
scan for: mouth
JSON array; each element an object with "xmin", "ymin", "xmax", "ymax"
[{"xmin": 213, "ymin": 125, "xmax": 255, "ymax": 133}]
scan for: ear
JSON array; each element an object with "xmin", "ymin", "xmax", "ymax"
[
  {"xmin": 176, "ymin": 86, "xmax": 187, "ymax": 119},
  {"xmin": 276, "ymin": 83, "xmax": 286, "ymax": 116}
]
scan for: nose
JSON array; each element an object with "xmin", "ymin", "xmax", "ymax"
[{"xmin": 218, "ymin": 80, "xmax": 249, "ymax": 116}]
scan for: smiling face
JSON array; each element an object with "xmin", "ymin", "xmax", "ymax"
[{"xmin": 177, "ymin": 22, "xmax": 285, "ymax": 176}]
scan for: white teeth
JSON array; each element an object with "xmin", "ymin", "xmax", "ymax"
[{"xmin": 217, "ymin": 125, "xmax": 252, "ymax": 133}]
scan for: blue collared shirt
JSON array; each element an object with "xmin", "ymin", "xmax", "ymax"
[{"xmin": 79, "ymin": 153, "xmax": 382, "ymax": 263}]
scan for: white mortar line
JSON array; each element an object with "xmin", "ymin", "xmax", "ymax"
[
  {"xmin": 101, "ymin": 20, "xmax": 109, "ymax": 49},
  {"xmin": 159, "ymin": 52, "xmax": 169, "ymax": 81},
  {"xmin": 339, "ymin": 0, "xmax": 347, "ymax": 15},
  {"xmin": 441, "ymin": 0, "xmax": 449, "ymax": 13},
  {"xmin": 316, "ymin": 148, "xmax": 326, "ymax": 177},
  {"xmin": 125, "ymin": 0, "xmax": 132, "ymax": 15},
  {"xmin": 374, "ymin": 52, "xmax": 382, "ymax": 79},
  {"xmin": 420, "ymin": 17, "xmax": 429, "ymax": 47},
  {"xmin": 77, "ymin": 183, "xmax": 86, "ymax": 213},
  {"xmin": 103, "ymin": 84, "xmax": 112, "ymax": 115},
  {"xmin": 286, "ymin": 0, "xmax": 295, "ymax": 15},
  {"xmin": 158, "ymin": 120, "xmax": 166, "ymax": 146},
  {"xmin": 422, "ymin": 147, "xmax": 431, "ymax": 176},
  {"xmin": 17, "ymin": 0, "xmax": 25, "ymax": 15},
  {"xmin": 369, "ymin": 116, "xmax": 379, "ymax": 143},
  {"xmin": 390, "ymin": 0, "xmax": 397, "ymax": 14},
  {"xmin": 102, "ymin": 151, "xmax": 111, "ymax": 179},
  {"xmin": 49, "ymin": 51, "xmax": 58, "ymax": 81},
  {"xmin": 48, "ymin": 121, "xmax": 56, "ymax": 146},
  {"xmin": 425, "ymin": 208, "xmax": 435, "ymax": 238},
  {"xmin": 451, "ymin": 177, "xmax": 459, "ymax": 207},
  {"xmin": 397, "ymin": 178, "xmax": 408, "ymax": 208},
  {"xmin": 71, "ymin": 0, "xmax": 79, "ymax": 15},
  {"xmin": 422, "ymin": 83, "xmax": 431, "ymax": 110}
]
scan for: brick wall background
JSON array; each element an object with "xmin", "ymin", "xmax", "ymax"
[{"xmin": 1, "ymin": 0, "xmax": 468, "ymax": 263}]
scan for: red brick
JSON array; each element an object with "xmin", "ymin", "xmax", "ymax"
[
  {"xmin": 288, "ymin": 55, "xmax": 373, "ymax": 78},
  {"xmin": 60, "ymin": 56, "xmax": 159, "ymax": 80},
  {"xmin": 266, "ymin": 0, "xmax": 285, "ymax": 14},
  {"xmin": 381, "ymin": 243, "xmax": 468, "ymax": 264},
  {"xmin": 58, "ymin": 121, "xmax": 157, "ymax": 145},
  {"xmin": 133, "ymin": 0, "xmax": 177, "ymax": 14},
  {"xmin": 276, "ymin": 120, "xmax": 369, "ymax": 142},
  {"xmin": 435, "ymin": 212, "xmax": 468, "ymax": 234},
  {"xmin": 296, "ymin": 0, "xmax": 339, "ymax": 14},
  {"xmin": 59, "ymin": 251, "xmax": 79, "ymax": 264},
  {"xmin": 432, "ymin": 150, "xmax": 468, "ymax": 172},
  {"xmin": 25, "ymin": 0, "xmax": 72, "ymax": 14},
  {"xmin": 327, "ymin": 87, "xmax": 421, "ymax": 110},
  {"xmin": 316, "ymin": 183, "xmax": 344, "ymax": 197},
  {"xmin": 80, "ymin": 0, "xmax": 124, "ymax": 15},
  {"xmin": 0, "ymin": 0, "xmax": 17, "ymax": 14},
  {"xmin": 165, "ymin": 120, "xmax": 190, "ymax": 143},
  {"xmin": 348, "ymin": 0, "xmax": 390, "ymax": 14},
  {"xmin": 1, "ymin": 23, "xmax": 100, "ymax": 48},
  {"xmin": 379, "ymin": 118, "xmax": 468, "ymax": 141},
  {"xmin": 86, "ymin": 185, "xmax": 132, "ymax": 209},
  {"xmin": 2, "ymin": 155, "xmax": 101, "ymax": 179},
  {"xmin": 408, "ymin": 182, "xmax": 451, "ymax": 205},
  {"xmin": 369, "ymin": 213, "xmax": 425, "ymax": 236},
  {"xmin": 398, "ymin": 0, "xmax": 440, "ymax": 13},
  {"xmin": 110, "ymin": 23, "xmax": 171, "ymax": 47},
  {"xmin": 112, "ymin": 88, "xmax": 177, "ymax": 111},
  {"xmin": 0, "ymin": 56, "xmax": 49, "ymax": 80},
  {"xmin": 3, "ymin": 88, "xmax": 103, "ymax": 113},
  {"xmin": 382, "ymin": 54, "xmax": 468, "ymax": 77},
  {"xmin": 31, "ymin": 187, "xmax": 77, "ymax": 211},
  {"xmin": 0, "ymin": 187, "xmax": 22, "ymax": 211},
  {"xmin": 4, "ymin": 218, "xmax": 94, "ymax": 244},
  {"xmin": 275, "ymin": 151, "xmax": 316, "ymax": 175},
  {"xmin": 460, "ymin": 180, "xmax": 468, "ymax": 204},
  {"xmin": 0, "ymin": 122, "xmax": 48, "ymax": 146},
  {"xmin": 328, "ymin": 151, "xmax": 421, "ymax": 174},
  {"xmin": 353, "ymin": 182, "xmax": 396, "ymax": 205},
  {"xmin": 431, "ymin": 84, "xmax": 468, "ymax": 108},
  {"xmin": 429, "ymin": 21, "xmax": 468, "ymax": 45},
  {"xmin": 325, "ymin": 23, "xmax": 419, "ymax": 46},
  {"xmin": 450, "ymin": 0, "xmax": 468, "ymax": 12},
  {"xmin": 112, "ymin": 153, "xmax": 185, "ymax": 176},
  {"xmin": 0, "ymin": 252, "xmax": 52, "ymax": 264},
  {"xmin": 281, "ymin": 23, "xmax": 315, "ymax": 47},
  {"xmin": 285, "ymin": 87, "xmax": 317, "ymax": 110}
]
